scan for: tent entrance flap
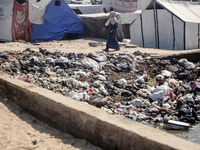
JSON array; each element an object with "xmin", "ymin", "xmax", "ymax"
[{"xmin": 12, "ymin": 1, "xmax": 31, "ymax": 42}]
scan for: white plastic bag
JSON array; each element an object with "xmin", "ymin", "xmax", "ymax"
[
  {"xmin": 80, "ymin": 57, "xmax": 100, "ymax": 72},
  {"xmin": 154, "ymin": 85, "xmax": 173, "ymax": 95},
  {"xmin": 150, "ymin": 91, "xmax": 165, "ymax": 101},
  {"xmin": 161, "ymin": 70, "xmax": 171, "ymax": 78},
  {"xmin": 63, "ymin": 78, "xmax": 86, "ymax": 89}
]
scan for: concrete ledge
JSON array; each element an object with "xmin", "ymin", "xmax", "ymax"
[{"xmin": 0, "ymin": 71, "xmax": 200, "ymax": 150}]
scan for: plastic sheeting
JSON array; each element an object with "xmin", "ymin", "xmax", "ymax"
[
  {"xmin": 12, "ymin": 1, "xmax": 31, "ymax": 42},
  {"xmin": 79, "ymin": 12, "xmax": 133, "ymax": 41},
  {"xmin": 0, "ymin": 0, "xmax": 14, "ymax": 42},
  {"xmin": 79, "ymin": 13, "xmax": 109, "ymax": 39},
  {"xmin": 31, "ymin": 0, "xmax": 84, "ymax": 42},
  {"xmin": 110, "ymin": 0, "xmax": 137, "ymax": 13},
  {"xmin": 28, "ymin": 0, "xmax": 51, "ymax": 24},
  {"xmin": 69, "ymin": 4, "xmax": 103, "ymax": 14}
]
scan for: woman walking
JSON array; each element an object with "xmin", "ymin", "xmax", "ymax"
[{"xmin": 102, "ymin": 11, "xmax": 120, "ymax": 51}]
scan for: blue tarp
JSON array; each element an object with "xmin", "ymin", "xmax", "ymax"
[{"xmin": 31, "ymin": 0, "xmax": 84, "ymax": 42}]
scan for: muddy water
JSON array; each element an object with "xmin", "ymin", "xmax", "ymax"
[{"xmin": 166, "ymin": 124, "xmax": 200, "ymax": 144}]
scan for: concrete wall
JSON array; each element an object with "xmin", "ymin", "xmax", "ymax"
[{"xmin": 0, "ymin": 71, "xmax": 200, "ymax": 150}]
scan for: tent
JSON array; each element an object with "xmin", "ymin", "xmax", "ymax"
[
  {"xmin": 130, "ymin": 0, "xmax": 200, "ymax": 50},
  {"xmin": 0, "ymin": 0, "xmax": 84, "ymax": 42},
  {"xmin": 103, "ymin": 0, "xmax": 138, "ymax": 13},
  {"xmin": 79, "ymin": 11, "xmax": 141, "ymax": 41},
  {"xmin": 31, "ymin": 0, "xmax": 84, "ymax": 42},
  {"xmin": 68, "ymin": 4, "xmax": 103, "ymax": 14}
]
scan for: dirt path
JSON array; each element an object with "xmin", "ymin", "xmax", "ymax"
[
  {"xmin": 0, "ymin": 38, "xmax": 200, "ymax": 56},
  {"xmin": 0, "ymin": 90, "xmax": 101, "ymax": 150}
]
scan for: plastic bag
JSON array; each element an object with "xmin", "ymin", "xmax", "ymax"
[
  {"xmin": 178, "ymin": 58, "xmax": 196, "ymax": 69},
  {"xmin": 132, "ymin": 99, "xmax": 143, "ymax": 107},
  {"xmin": 168, "ymin": 79, "xmax": 179, "ymax": 88},
  {"xmin": 161, "ymin": 70, "xmax": 171, "ymax": 78},
  {"xmin": 154, "ymin": 85, "xmax": 173, "ymax": 95},
  {"xmin": 118, "ymin": 78, "xmax": 127, "ymax": 85},
  {"xmin": 63, "ymin": 78, "xmax": 86, "ymax": 89},
  {"xmin": 88, "ymin": 52, "xmax": 107, "ymax": 62},
  {"xmin": 80, "ymin": 57, "xmax": 100, "ymax": 72},
  {"xmin": 74, "ymin": 70, "xmax": 90, "ymax": 78},
  {"xmin": 150, "ymin": 91, "xmax": 165, "ymax": 101},
  {"xmin": 95, "ymin": 75, "xmax": 106, "ymax": 81},
  {"xmin": 55, "ymin": 57, "xmax": 71, "ymax": 69},
  {"xmin": 67, "ymin": 92, "xmax": 85, "ymax": 101}
]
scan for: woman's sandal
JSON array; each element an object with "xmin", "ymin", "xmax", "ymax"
[{"xmin": 115, "ymin": 49, "xmax": 120, "ymax": 51}]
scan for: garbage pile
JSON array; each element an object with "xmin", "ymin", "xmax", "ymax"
[{"xmin": 0, "ymin": 48, "xmax": 200, "ymax": 128}]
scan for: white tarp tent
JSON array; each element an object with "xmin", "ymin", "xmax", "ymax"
[
  {"xmin": 130, "ymin": 0, "xmax": 200, "ymax": 50},
  {"xmin": 0, "ymin": 0, "xmax": 14, "ymax": 42}
]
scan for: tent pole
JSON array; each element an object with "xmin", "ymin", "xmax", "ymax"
[
  {"xmin": 140, "ymin": 14, "xmax": 145, "ymax": 48},
  {"xmin": 198, "ymin": 23, "xmax": 200, "ymax": 49},
  {"xmin": 184, "ymin": 22, "xmax": 186, "ymax": 50},
  {"xmin": 153, "ymin": 0, "xmax": 159, "ymax": 49},
  {"xmin": 171, "ymin": 14, "xmax": 175, "ymax": 50}
]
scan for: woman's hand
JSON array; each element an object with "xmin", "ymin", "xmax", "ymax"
[
  {"xmin": 102, "ymin": 28, "xmax": 106, "ymax": 32},
  {"xmin": 110, "ymin": 30, "xmax": 113, "ymax": 33}
]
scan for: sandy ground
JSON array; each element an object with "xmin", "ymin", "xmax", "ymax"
[
  {"xmin": 0, "ymin": 37, "xmax": 200, "ymax": 56},
  {"xmin": 0, "ymin": 38, "xmax": 200, "ymax": 149},
  {"xmin": 0, "ymin": 90, "xmax": 101, "ymax": 150}
]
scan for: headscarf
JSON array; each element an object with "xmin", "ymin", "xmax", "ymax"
[{"xmin": 105, "ymin": 11, "xmax": 118, "ymax": 26}]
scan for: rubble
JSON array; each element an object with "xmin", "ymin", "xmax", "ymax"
[{"xmin": 0, "ymin": 49, "xmax": 199, "ymax": 129}]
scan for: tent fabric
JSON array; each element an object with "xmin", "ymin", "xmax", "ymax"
[
  {"xmin": 130, "ymin": 0, "xmax": 200, "ymax": 50},
  {"xmin": 156, "ymin": 0, "xmax": 200, "ymax": 23},
  {"xmin": 173, "ymin": 15, "xmax": 184, "ymax": 50},
  {"xmin": 142, "ymin": 10, "xmax": 156, "ymax": 49},
  {"xmin": 0, "ymin": 0, "xmax": 14, "ymax": 42},
  {"xmin": 117, "ymin": 11, "xmax": 141, "ymax": 24},
  {"xmin": 157, "ymin": 9, "xmax": 173, "ymax": 50},
  {"xmin": 186, "ymin": 22, "xmax": 199, "ymax": 50},
  {"xmin": 31, "ymin": 0, "xmax": 84, "ymax": 42},
  {"xmin": 12, "ymin": 1, "xmax": 31, "ymax": 42},
  {"xmin": 110, "ymin": 0, "xmax": 137, "ymax": 13},
  {"xmin": 137, "ymin": 0, "xmax": 152, "ymax": 10},
  {"xmin": 69, "ymin": 4, "xmax": 103, "ymax": 14},
  {"xmin": 79, "ymin": 12, "xmax": 139, "ymax": 41},
  {"xmin": 130, "ymin": 15, "xmax": 143, "ymax": 47},
  {"xmin": 29, "ymin": 0, "xmax": 51, "ymax": 24}
]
